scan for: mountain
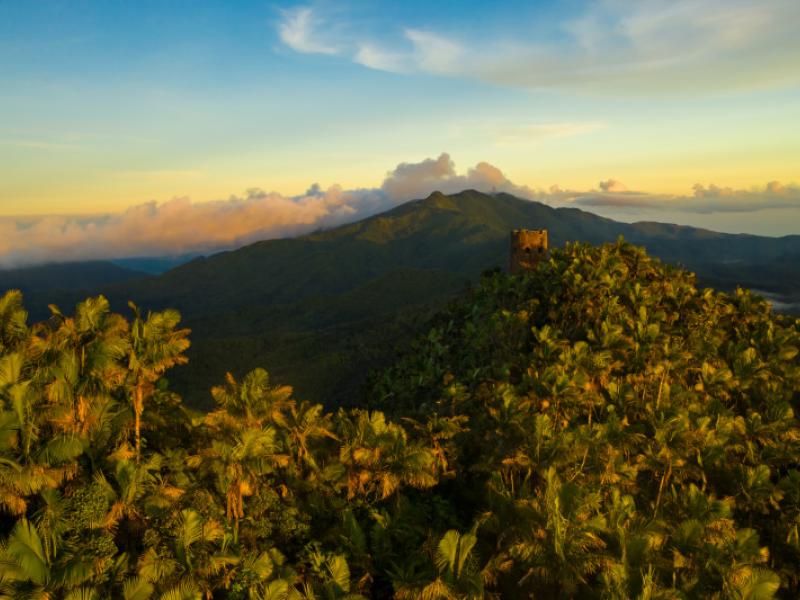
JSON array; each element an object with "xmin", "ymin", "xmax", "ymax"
[
  {"xmin": 0, "ymin": 260, "xmax": 147, "ymax": 295},
  {"xmin": 3, "ymin": 235, "xmax": 797, "ymax": 598},
  {"xmin": 110, "ymin": 253, "xmax": 203, "ymax": 275},
  {"xmin": 6, "ymin": 190, "xmax": 800, "ymax": 407}
]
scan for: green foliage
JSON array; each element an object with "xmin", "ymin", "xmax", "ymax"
[
  {"xmin": 0, "ymin": 289, "xmax": 454, "ymax": 598},
  {"xmin": 0, "ymin": 238, "xmax": 797, "ymax": 598},
  {"xmin": 14, "ymin": 191, "xmax": 799, "ymax": 411},
  {"xmin": 377, "ymin": 239, "xmax": 800, "ymax": 597}
]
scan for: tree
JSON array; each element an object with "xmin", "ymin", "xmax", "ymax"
[
  {"xmin": 0, "ymin": 290, "xmax": 28, "ymax": 354},
  {"xmin": 1, "ymin": 240, "xmax": 797, "ymax": 597},
  {"xmin": 127, "ymin": 303, "xmax": 190, "ymax": 461}
]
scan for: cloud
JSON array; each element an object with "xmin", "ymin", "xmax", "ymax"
[
  {"xmin": 404, "ymin": 29, "xmax": 464, "ymax": 74},
  {"xmin": 1, "ymin": 156, "xmax": 798, "ymax": 268},
  {"xmin": 353, "ymin": 28, "xmax": 463, "ymax": 74},
  {"xmin": 686, "ymin": 181, "xmax": 800, "ymax": 212},
  {"xmin": 380, "ymin": 153, "xmax": 534, "ymax": 201},
  {"xmin": 480, "ymin": 0, "xmax": 799, "ymax": 91},
  {"xmin": 553, "ymin": 180, "xmax": 800, "ymax": 214},
  {"xmin": 0, "ymin": 154, "xmax": 529, "ymax": 268},
  {"xmin": 277, "ymin": 7, "xmax": 339, "ymax": 55},
  {"xmin": 599, "ymin": 179, "xmax": 628, "ymax": 193},
  {"xmin": 354, "ymin": 43, "xmax": 408, "ymax": 73},
  {"xmin": 277, "ymin": 1, "xmax": 800, "ymax": 92},
  {"xmin": 0, "ymin": 188, "xmax": 381, "ymax": 268}
]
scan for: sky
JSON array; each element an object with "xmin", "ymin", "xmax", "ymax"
[{"xmin": 0, "ymin": 0, "xmax": 799, "ymax": 265}]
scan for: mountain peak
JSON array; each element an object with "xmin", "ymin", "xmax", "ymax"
[
  {"xmin": 424, "ymin": 190, "xmax": 448, "ymax": 202},
  {"xmin": 10, "ymin": 189, "xmax": 799, "ymax": 407}
]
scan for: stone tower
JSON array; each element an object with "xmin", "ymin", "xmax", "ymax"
[{"xmin": 510, "ymin": 229, "xmax": 548, "ymax": 274}]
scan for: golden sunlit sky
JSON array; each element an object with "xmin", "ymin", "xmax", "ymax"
[{"xmin": 1, "ymin": 0, "xmax": 799, "ymax": 265}]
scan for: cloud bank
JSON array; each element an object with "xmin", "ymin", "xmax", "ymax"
[
  {"xmin": 277, "ymin": 1, "xmax": 800, "ymax": 92},
  {"xmin": 0, "ymin": 187, "xmax": 387, "ymax": 269},
  {"xmin": 556, "ymin": 180, "xmax": 800, "ymax": 214},
  {"xmin": 0, "ymin": 153, "xmax": 532, "ymax": 268},
  {"xmin": 1, "ymin": 154, "xmax": 798, "ymax": 268}
]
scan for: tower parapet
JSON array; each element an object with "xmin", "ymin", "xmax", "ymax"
[{"xmin": 510, "ymin": 229, "xmax": 548, "ymax": 274}]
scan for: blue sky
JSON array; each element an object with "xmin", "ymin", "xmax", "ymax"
[{"xmin": 0, "ymin": 0, "xmax": 799, "ymax": 264}]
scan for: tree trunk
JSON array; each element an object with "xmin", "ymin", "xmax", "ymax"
[{"xmin": 135, "ymin": 384, "xmax": 143, "ymax": 462}]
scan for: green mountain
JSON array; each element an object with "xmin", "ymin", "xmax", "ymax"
[
  {"xmin": 1, "ymin": 240, "xmax": 798, "ymax": 598},
  {"xmin": 110, "ymin": 253, "xmax": 201, "ymax": 274},
  {"xmin": 0, "ymin": 260, "xmax": 147, "ymax": 294},
  {"xmin": 8, "ymin": 190, "xmax": 800, "ymax": 407}
]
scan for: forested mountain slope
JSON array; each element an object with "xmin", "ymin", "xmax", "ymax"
[
  {"xmin": 0, "ymin": 261, "xmax": 147, "ymax": 294},
  {"xmin": 88, "ymin": 190, "xmax": 800, "ymax": 315},
  {"xmin": 0, "ymin": 240, "xmax": 797, "ymax": 598},
  {"xmin": 6, "ymin": 190, "xmax": 800, "ymax": 406}
]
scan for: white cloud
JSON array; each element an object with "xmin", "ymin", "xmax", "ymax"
[
  {"xmin": 0, "ymin": 188, "xmax": 388, "ymax": 269},
  {"xmin": 277, "ymin": 7, "xmax": 339, "ymax": 55},
  {"xmin": 353, "ymin": 29, "xmax": 463, "ymax": 75},
  {"xmin": 487, "ymin": 0, "xmax": 798, "ymax": 91},
  {"xmin": 1, "ymin": 156, "xmax": 798, "ymax": 268},
  {"xmin": 277, "ymin": 0, "xmax": 800, "ymax": 92},
  {"xmin": 380, "ymin": 153, "xmax": 534, "ymax": 201},
  {"xmin": 550, "ymin": 180, "xmax": 800, "ymax": 214},
  {"xmin": 0, "ymin": 154, "xmax": 531, "ymax": 268},
  {"xmin": 354, "ymin": 43, "xmax": 408, "ymax": 73},
  {"xmin": 405, "ymin": 29, "xmax": 464, "ymax": 74}
]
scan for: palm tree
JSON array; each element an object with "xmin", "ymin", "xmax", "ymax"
[
  {"xmin": 34, "ymin": 296, "xmax": 129, "ymax": 438},
  {"xmin": 209, "ymin": 369, "xmax": 336, "ymax": 477},
  {"xmin": 200, "ymin": 423, "xmax": 286, "ymax": 526},
  {"xmin": 95, "ymin": 453, "xmax": 166, "ymax": 550},
  {"xmin": 0, "ymin": 350, "xmax": 77, "ymax": 516},
  {"xmin": 487, "ymin": 464, "xmax": 610, "ymax": 595},
  {"xmin": 127, "ymin": 303, "xmax": 190, "ymax": 461},
  {"xmin": 0, "ymin": 518, "xmax": 52, "ymax": 595},
  {"xmin": 281, "ymin": 400, "xmax": 336, "ymax": 476},
  {"xmin": 0, "ymin": 517, "xmax": 103, "ymax": 598},
  {"xmin": 0, "ymin": 290, "xmax": 28, "ymax": 355},
  {"xmin": 395, "ymin": 530, "xmax": 485, "ymax": 600},
  {"xmin": 296, "ymin": 550, "xmax": 365, "ymax": 600},
  {"xmin": 137, "ymin": 508, "xmax": 235, "ymax": 598},
  {"xmin": 336, "ymin": 410, "xmax": 438, "ymax": 501},
  {"xmin": 210, "ymin": 368, "xmax": 294, "ymax": 428}
]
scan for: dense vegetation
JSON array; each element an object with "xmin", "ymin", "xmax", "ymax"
[
  {"xmin": 9, "ymin": 191, "xmax": 799, "ymax": 408},
  {"xmin": 0, "ymin": 239, "xmax": 798, "ymax": 598}
]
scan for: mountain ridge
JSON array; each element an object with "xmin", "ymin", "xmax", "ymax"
[
  {"xmin": 0, "ymin": 260, "xmax": 148, "ymax": 294},
  {"xmin": 4, "ymin": 190, "xmax": 799, "ymax": 407}
]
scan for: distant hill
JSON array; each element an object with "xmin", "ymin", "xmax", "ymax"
[
  {"xmin": 110, "ymin": 254, "xmax": 202, "ymax": 275},
  {"xmin": 4, "ymin": 190, "xmax": 799, "ymax": 407},
  {"xmin": 0, "ymin": 260, "xmax": 147, "ymax": 295}
]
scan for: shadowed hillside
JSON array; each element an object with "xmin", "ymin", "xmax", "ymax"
[
  {"xmin": 0, "ymin": 261, "xmax": 147, "ymax": 294},
  {"xmin": 6, "ymin": 190, "xmax": 800, "ymax": 407},
  {"xmin": 1, "ymin": 240, "xmax": 798, "ymax": 598}
]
